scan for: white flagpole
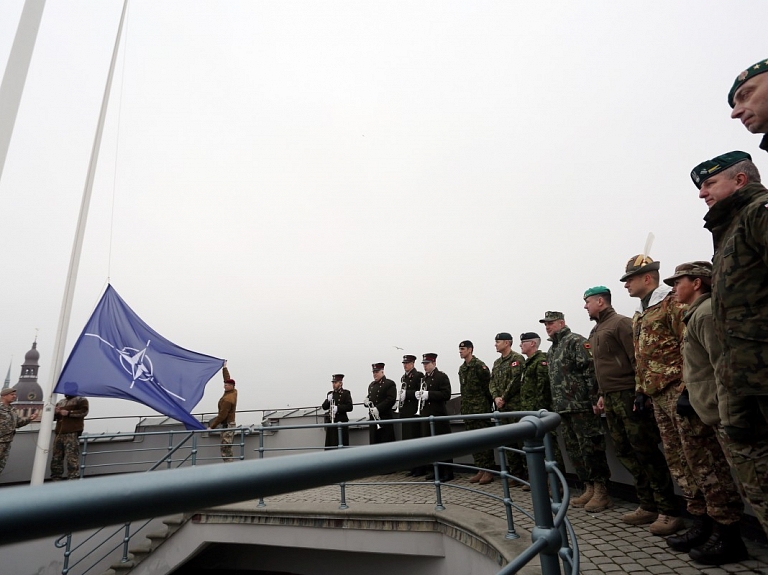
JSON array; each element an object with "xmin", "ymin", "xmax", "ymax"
[
  {"xmin": 0, "ymin": 0, "xmax": 47, "ymax": 187},
  {"xmin": 30, "ymin": 0, "xmax": 129, "ymax": 486}
]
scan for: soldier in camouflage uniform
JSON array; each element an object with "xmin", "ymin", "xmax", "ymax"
[
  {"xmin": 729, "ymin": 58, "xmax": 768, "ymax": 153},
  {"xmin": 584, "ymin": 286, "xmax": 678, "ymax": 527},
  {"xmin": 623, "ymin": 255, "xmax": 691, "ymax": 536},
  {"xmin": 540, "ymin": 311, "xmax": 611, "ymax": 512},
  {"xmin": 489, "ymin": 333, "xmax": 526, "ymax": 484},
  {"xmin": 207, "ymin": 361, "xmax": 238, "ymax": 462},
  {"xmin": 50, "ymin": 383, "xmax": 89, "ymax": 480},
  {"xmin": 663, "ymin": 261, "xmax": 747, "ymax": 564},
  {"xmin": 694, "ymin": 151, "xmax": 768, "ymax": 542},
  {"xmin": 0, "ymin": 387, "xmax": 40, "ymax": 475},
  {"xmin": 519, "ymin": 331, "xmax": 565, "ymax": 471},
  {"xmin": 458, "ymin": 340, "xmax": 494, "ymax": 485}
]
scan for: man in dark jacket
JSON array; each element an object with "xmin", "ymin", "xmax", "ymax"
[
  {"xmin": 399, "ymin": 355, "xmax": 427, "ymax": 476},
  {"xmin": 419, "ymin": 353, "xmax": 453, "ymax": 482},
  {"xmin": 584, "ymin": 286, "xmax": 677, "ymax": 528},
  {"xmin": 322, "ymin": 374, "xmax": 353, "ymax": 449},
  {"xmin": 51, "ymin": 382, "xmax": 89, "ymax": 480},
  {"xmin": 366, "ymin": 363, "xmax": 397, "ymax": 445},
  {"xmin": 728, "ymin": 58, "xmax": 768, "ymax": 153},
  {"xmin": 207, "ymin": 361, "xmax": 238, "ymax": 462}
]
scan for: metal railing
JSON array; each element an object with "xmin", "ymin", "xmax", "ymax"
[{"xmin": 0, "ymin": 410, "xmax": 576, "ymax": 575}]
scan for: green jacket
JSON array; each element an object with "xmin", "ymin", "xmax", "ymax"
[
  {"xmin": 520, "ymin": 349, "xmax": 552, "ymax": 412},
  {"xmin": 547, "ymin": 326, "xmax": 598, "ymax": 413},
  {"xmin": 458, "ymin": 356, "xmax": 492, "ymax": 414},
  {"xmin": 681, "ymin": 294, "xmax": 721, "ymax": 427},
  {"xmin": 490, "ymin": 351, "xmax": 525, "ymax": 411}
]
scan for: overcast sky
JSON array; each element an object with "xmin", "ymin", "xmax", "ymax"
[{"xmin": 1, "ymin": 1, "xmax": 766, "ymax": 430}]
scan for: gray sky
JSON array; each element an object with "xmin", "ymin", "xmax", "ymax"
[{"xmin": 1, "ymin": 1, "xmax": 766, "ymax": 429}]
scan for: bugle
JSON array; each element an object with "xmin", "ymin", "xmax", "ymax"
[
  {"xmin": 394, "ymin": 380, "xmax": 407, "ymax": 414},
  {"xmin": 415, "ymin": 381, "xmax": 427, "ymax": 416}
]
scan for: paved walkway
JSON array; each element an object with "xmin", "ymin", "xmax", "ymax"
[{"xmin": 263, "ymin": 472, "xmax": 768, "ymax": 575}]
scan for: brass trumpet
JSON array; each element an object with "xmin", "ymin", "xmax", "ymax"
[
  {"xmin": 415, "ymin": 381, "xmax": 427, "ymax": 416},
  {"xmin": 394, "ymin": 380, "xmax": 407, "ymax": 414}
]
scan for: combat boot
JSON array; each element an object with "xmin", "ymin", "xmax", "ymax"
[
  {"xmin": 622, "ymin": 506, "xmax": 658, "ymax": 526},
  {"xmin": 666, "ymin": 514, "xmax": 712, "ymax": 552},
  {"xmin": 689, "ymin": 521, "xmax": 749, "ymax": 565},
  {"xmin": 478, "ymin": 471, "xmax": 494, "ymax": 485},
  {"xmin": 468, "ymin": 470, "xmax": 484, "ymax": 483},
  {"xmin": 584, "ymin": 481, "xmax": 613, "ymax": 513},
  {"xmin": 570, "ymin": 482, "xmax": 593, "ymax": 508},
  {"xmin": 649, "ymin": 514, "xmax": 684, "ymax": 536}
]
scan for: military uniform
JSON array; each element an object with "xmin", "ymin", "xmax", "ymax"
[
  {"xmin": 399, "ymin": 362, "xmax": 424, "ymax": 441},
  {"xmin": 702, "ymin": 177, "xmax": 768, "ymax": 539},
  {"xmin": 367, "ymin": 370, "xmax": 397, "ymax": 445},
  {"xmin": 419, "ymin": 355, "xmax": 453, "ymax": 481},
  {"xmin": 490, "ymin": 348, "xmax": 526, "ymax": 478},
  {"xmin": 51, "ymin": 395, "xmax": 89, "ymax": 480},
  {"xmin": 588, "ymin": 299, "xmax": 677, "ymax": 518},
  {"xmin": 322, "ymin": 375, "xmax": 353, "ymax": 448},
  {"xmin": 0, "ymin": 394, "xmax": 35, "ymax": 475},
  {"xmin": 209, "ymin": 366, "xmax": 238, "ymax": 462},
  {"xmin": 458, "ymin": 355, "xmax": 493, "ymax": 471}
]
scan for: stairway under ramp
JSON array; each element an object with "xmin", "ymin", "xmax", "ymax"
[{"xmin": 103, "ymin": 500, "xmax": 541, "ymax": 575}]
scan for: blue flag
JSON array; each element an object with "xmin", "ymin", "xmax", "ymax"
[{"xmin": 55, "ymin": 285, "xmax": 224, "ymax": 430}]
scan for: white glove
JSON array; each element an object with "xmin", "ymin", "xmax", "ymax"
[
  {"xmin": 371, "ymin": 407, "xmax": 380, "ymax": 419},
  {"xmin": 363, "ymin": 399, "xmax": 372, "ymax": 408},
  {"xmin": 327, "ymin": 392, "xmax": 334, "ymax": 401},
  {"xmin": 400, "ymin": 389, "xmax": 408, "ymax": 401},
  {"xmin": 332, "ymin": 406, "xmax": 338, "ymax": 415},
  {"xmin": 417, "ymin": 390, "xmax": 428, "ymax": 401}
]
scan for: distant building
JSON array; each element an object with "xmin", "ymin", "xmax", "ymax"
[{"xmin": 12, "ymin": 340, "xmax": 44, "ymax": 417}]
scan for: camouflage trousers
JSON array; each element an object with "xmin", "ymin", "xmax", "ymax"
[
  {"xmin": 464, "ymin": 416, "xmax": 495, "ymax": 470},
  {"xmin": 50, "ymin": 432, "xmax": 82, "ymax": 480},
  {"xmin": 603, "ymin": 389, "xmax": 678, "ymax": 514},
  {"xmin": 559, "ymin": 410, "xmax": 610, "ymax": 483},
  {"xmin": 677, "ymin": 412, "xmax": 743, "ymax": 523},
  {"xmin": 651, "ymin": 384, "xmax": 699, "ymax": 513},
  {"xmin": 717, "ymin": 398, "xmax": 768, "ymax": 538},
  {"xmin": 0, "ymin": 441, "xmax": 11, "ymax": 475},
  {"xmin": 220, "ymin": 422, "xmax": 237, "ymax": 462}
]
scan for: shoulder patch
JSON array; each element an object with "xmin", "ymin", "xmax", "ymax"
[
  {"xmin": 482, "ymin": 365, "xmax": 489, "ymax": 370},
  {"xmin": 541, "ymin": 361, "xmax": 548, "ymax": 366},
  {"xmin": 583, "ymin": 343, "xmax": 591, "ymax": 349},
  {"xmin": 510, "ymin": 361, "xmax": 519, "ymax": 367}
]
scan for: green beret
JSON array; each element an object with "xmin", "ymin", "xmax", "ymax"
[
  {"xmin": 690, "ymin": 151, "xmax": 752, "ymax": 189},
  {"xmin": 583, "ymin": 286, "xmax": 610, "ymax": 300},
  {"xmin": 663, "ymin": 261, "xmax": 713, "ymax": 286},
  {"xmin": 728, "ymin": 58, "xmax": 768, "ymax": 108},
  {"xmin": 494, "ymin": 332, "xmax": 513, "ymax": 341},
  {"xmin": 620, "ymin": 255, "xmax": 660, "ymax": 282},
  {"xmin": 539, "ymin": 311, "xmax": 564, "ymax": 323}
]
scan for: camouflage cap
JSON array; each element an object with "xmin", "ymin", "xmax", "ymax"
[
  {"xmin": 619, "ymin": 255, "xmax": 660, "ymax": 282},
  {"xmin": 663, "ymin": 261, "xmax": 713, "ymax": 286},
  {"xmin": 690, "ymin": 151, "xmax": 752, "ymax": 189},
  {"xmin": 728, "ymin": 58, "xmax": 768, "ymax": 108},
  {"xmin": 539, "ymin": 311, "xmax": 564, "ymax": 323},
  {"xmin": 583, "ymin": 286, "xmax": 610, "ymax": 300},
  {"xmin": 1, "ymin": 387, "xmax": 17, "ymax": 396}
]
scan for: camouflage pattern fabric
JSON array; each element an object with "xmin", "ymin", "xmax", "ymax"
[
  {"xmin": 520, "ymin": 350, "xmax": 552, "ymax": 412},
  {"xmin": 50, "ymin": 432, "xmax": 82, "ymax": 480},
  {"xmin": 546, "ymin": 327, "xmax": 599, "ymax": 413},
  {"xmin": 220, "ymin": 422, "xmax": 237, "ymax": 462},
  {"xmin": 459, "ymin": 356, "xmax": 494, "ymax": 469},
  {"xmin": 632, "ymin": 287, "xmax": 687, "ymax": 396},
  {"xmin": 652, "ymin": 384, "xmax": 701, "ymax": 514},
  {"xmin": 603, "ymin": 388, "xmax": 678, "ymax": 514},
  {"xmin": 490, "ymin": 352, "xmax": 526, "ymax": 477},
  {"xmin": 559, "ymin": 410, "xmax": 610, "ymax": 483},
  {"xmin": 0, "ymin": 403, "xmax": 33, "ymax": 475},
  {"xmin": 677, "ymin": 411, "xmax": 743, "ymax": 524},
  {"xmin": 0, "ymin": 442, "xmax": 10, "ymax": 476}
]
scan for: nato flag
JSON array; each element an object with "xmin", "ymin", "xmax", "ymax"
[{"xmin": 55, "ymin": 285, "xmax": 224, "ymax": 430}]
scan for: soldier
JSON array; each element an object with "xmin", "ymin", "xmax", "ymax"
[
  {"xmin": 489, "ymin": 333, "xmax": 526, "ymax": 484},
  {"xmin": 398, "ymin": 355, "xmax": 427, "ymax": 476},
  {"xmin": 418, "ymin": 353, "xmax": 453, "ymax": 482},
  {"xmin": 519, "ymin": 332, "xmax": 565, "ymax": 472},
  {"xmin": 728, "ymin": 58, "xmax": 768, "ymax": 152},
  {"xmin": 0, "ymin": 387, "xmax": 39, "ymax": 475},
  {"xmin": 50, "ymin": 382, "xmax": 89, "ymax": 480},
  {"xmin": 322, "ymin": 374, "xmax": 353, "ymax": 449},
  {"xmin": 458, "ymin": 340, "xmax": 494, "ymax": 485},
  {"xmin": 584, "ymin": 286, "xmax": 678, "ymax": 529},
  {"xmin": 663, "ymin": 262, "xmax": 747, "ymax": 564},
  {"xmin": 692, "ymin": 151, "xmax": 768, "ymax": 540},
  {"xmin": 540, "ymin": 311, "xmax": 611, "ymax": 513},
  {"xmin": 207, "ymin": 361, "xmax": 238, "ymax": 462},
  {"xmin": 366, "ymin": 363, "xmax": 397, "ymax": 445},
  {"xmin": 622, "ymin": 255, "xmax": 691, "ymax": 536}
]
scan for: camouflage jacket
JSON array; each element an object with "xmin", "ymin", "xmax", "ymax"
[
  {"xmin": 704, "ymin": 182, "xmax": 768, "ymax": 397},
  {"xmin": 490, "ymin": 351, "xmax": 525, "ymax": 411},
  {"xmin": 632, "ymin": 285, "xmax": 686, "ymax": 396},
  {"xmin": 547, "ymin": 327, "xmax": 598, "ymax": 413},
  {"xmin": 458, "ymin": 356, "xmax": 492, "ymax": 414},
  {"xmin": 54, "ymin": 396, "xmax": 89, "ymax": 434},
  {"xmin": 0, "ymin": 403, "xmax": 34, "ymax": 443},
  {"xmin": 520, "ymin": 349, "xmax": 552, "ymax": 412}
]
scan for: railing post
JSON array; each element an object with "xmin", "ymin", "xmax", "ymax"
[
  {"xmin": 238, "ymin": 427, "xmax": 246, "ymax": 461},
  {"xmin": 257, "ymin": 432, "xmax": 266, "ymax": 507},
  {"xmin": 78, "ymin": 435, "xmax": 87, "ymax": 479},
  {"xmin": 493, "ymin": 412, "xmax": 518, "ymax": 539},
  {"xmin": 191, "ymin": 432, "xmax": 198, "ymax": 467},
  {"xmin": 524, "ymin": 420, "xmax": 562, "ymax": 575},
  {"xmin": 120, "ymin": 522, "xmax": 131, "ymax": 563},
  {"xmin": 428, "ymin": 416, "xmax": 445, "ymax": 511},
  {"xmin": 60, "ymin": 533, "xmax": 72, "ymax": 575},
  {"xmin": 166, "ymin": 431, "xmax": 173, "ymax": 469},
  {"xmin": 337, "ymin": 423, "xmax": 348, "ymax": 509}
]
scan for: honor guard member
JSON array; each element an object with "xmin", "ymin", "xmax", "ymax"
[
  {"xmin": 50, "ymin": 382, "xmax": 89, "ymax": 481},
  {"xmin": 663, "ymin": 262, "xmax": 747, "ymax": 564},
  {"xmin": 366, "ymin": 363, "xmax": 397, "ymax": 445},
  {"xmin": 729, "ymin": 58, "xmax": 768, "ymax": 152},
  {"xmin": 322, "ymin": 374, "xmax": 353, "ymax": 449},
  {"xmin": 584, "ymin": 286, "xmax": 678, "ymax": 529},
  {"xmin": 458, "ymin": 340, "xmax": 494, "ymax": 485},
  {"xmin": 399, "ymin": 355, "xmax": 427, "ymax": 476},
  {"xmin": 519, "ymin": 332, "xmax": 565, "ymax": 471},
  {"xmin": 489, "ymin": 333, "xmax": 526, "ymax": 484},
  {"xmin": 419, "ymin": 353, "xmax": 454, "ymax": 482},
  {"xmin": 207, "ymin": 361, "xmax": 238, "ymax": 462},
  {"xmin": 622, "ymin": 255, "xmax": 690, "ymax": 535},
  {"xmin": 541, "ymin": 311, "xmax": 611, "ymax": 513},
  {"xmin": 692, "ymin": 152, "xmax": 768, "ymax": 541},
  {"xmin": 0, "ymin": 387, "xmax": 40, "ymax": 475}
]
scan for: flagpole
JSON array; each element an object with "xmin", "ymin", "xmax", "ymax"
[{"xmin": 30, "ymin": 0, "xmax": 129, "ymax": 486}]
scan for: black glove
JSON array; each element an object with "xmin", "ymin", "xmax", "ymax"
[
  {"xmin": 676, "ymin": 389, "xmax": 696, "ymax": 418},
  {"xmin": 725, "ymin": 425, "xmax": 754, "ymax": 443},
  {"xmin": 633, "ymin": 392, "xmax": 650, "ymax": 414}
]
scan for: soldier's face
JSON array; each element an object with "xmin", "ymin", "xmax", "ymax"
[
  {"xmin": 332, "ymin": 380, "xmax": 343, "ymax": 391},
  {"xmin": 459, "ymin": 346, "xmax": 472, "ymax": 359},
  {"xmin": 519, "ymin": 340, "xmax": 534, "ymax": 357},
  {"xmin": 699, "ymin": 173, "xmax": 742, "ymax": 208},
  {"xmin": 732, "ymin": 73, "xmax": 768, "ymax": 134},
  {"xmin": 403, "ymin": 361, "xmax": 414, "ymax": 372},
  {"xmin": 543, "ymin": 320, "xmax": 562, "ymax": 337},
  {"xmin": 372, "ymin": 369, "xmax": 384, "ymax": 381},
  {"xmin": 672, "ymin": 276, "xmax": 697, "ymax": 305},
  {"xmin": 494, "ymin": 339, "xmax": 511, "ymax": 354},
  {"xmin": 423, "ymin": 361, "xmax": 435, "ymax": 373},
  {"xmin": 623, "ymin": 274, "xmax": 647, "ymax": 298},
  {"xmin": 1, "ymin": 391, "xmax": 16, "ymax": 405}
]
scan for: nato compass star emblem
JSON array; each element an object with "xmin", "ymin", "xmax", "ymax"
[{"xmin": 84, "ymin": 333, "xmax": 186, "ymax": 401}]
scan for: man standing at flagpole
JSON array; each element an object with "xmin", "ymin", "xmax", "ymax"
[
  {"xmin": 207, "ymin": 361, "xmax": 238, "ymax": 462},
  {"xmin": 50, "ymin": 382, "xmax": 89, "ymax": 481}
]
